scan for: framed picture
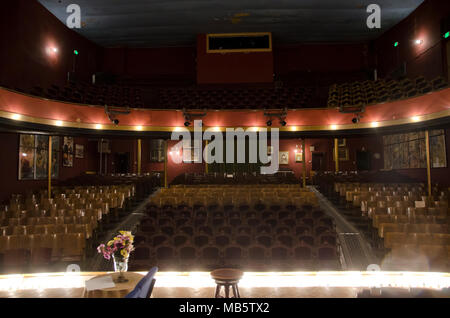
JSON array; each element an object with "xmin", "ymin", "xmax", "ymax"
[
  {"xmin": 295, "ymin": 152, "xmax": 303, "ymax": 163},
  {"xmin": 333, "ymin": 148, "xmax": 349, "ymax": 161},
  {"xmin": 338, "ymin": 138, "xmax": 346, "ymax": 147},
  {"xmin": 18, "ymin": 134, "xmax": 60, "ymax": 180},
  {"xmin": 63, "ymin": 137, "xmax": 74, "ymax": 167},
  {"xmin": 75, "ymin": 144, "xmax": 84, "ymax": 159},
  {"xmin": 279, "ymin": 151, "xmax": 289, "ymax": 165}
]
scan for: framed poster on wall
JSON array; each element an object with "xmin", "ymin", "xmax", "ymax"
[
  {"xmin": 63, "ymin": 137, "xmax": 74, "ymax": 167},
  {"xmin": 75, "ymin": 144, "xmax": 84, "ymax": 159},
  {"xmin": 18, "ymin": 134, "xmax": 60, "ymax": 180},
  {"xmin": 279, "ymin": 151, "xmax": 289, "ymax": 165}
]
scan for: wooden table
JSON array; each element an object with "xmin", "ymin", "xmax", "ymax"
[{"xmin": 83, "ymin": 272, "xmax": 144, "ymax": 298}]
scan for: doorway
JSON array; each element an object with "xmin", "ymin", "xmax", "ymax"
[
  {"xmin": 356, "ymin": 151, "xmax": 370, "ymax": 171},
  {"xmin": 312, "ymin": 153, "xmax": 325, "ymax": 171},
  {"xmin": 115, "ymin": 153, "xmax": 130, "ymax": 174}
]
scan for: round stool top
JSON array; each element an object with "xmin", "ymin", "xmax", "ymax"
[{"xmin": 211, "ymin": 268, "xmax": 244, "ymax": 281}]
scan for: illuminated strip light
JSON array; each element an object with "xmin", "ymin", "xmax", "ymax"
[
  {"xmin": 11, "ymin": 113, "xmax": 22, "ymax": 120},
  {"xmin": 0, "ymin": 271, "xmax": 449, "ymax": 292}
]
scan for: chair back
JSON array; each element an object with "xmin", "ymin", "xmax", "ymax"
[{"xmin": 124, "ymin": 266, "xmax": 158, "ymax": 298}]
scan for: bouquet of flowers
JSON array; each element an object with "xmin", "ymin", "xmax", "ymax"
[{"xmin": 97, "ymin": 230, "xmax": 135, "ymax": 260}]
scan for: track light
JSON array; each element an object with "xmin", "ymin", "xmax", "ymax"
[
  {"xmin": 112, "ymin": 119, "xmax": 119, "ymax": 125},
  {"xmin": 280, "ymin": 120, "xmax": 287, "ymax": 126},
  {"xmin": 184, "ymin": 121, "xmax": 191, "ymax": 127},
  {"xmin": 266, "ymin": 120, "xmax": 272, "ymax": 127},
  {"xmin": 352, "ymin": 117, "xmax": 359, "ymax": 124}
]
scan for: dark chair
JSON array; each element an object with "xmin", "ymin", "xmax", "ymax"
[
  {"xmin": 151, "ymin": 234, "xmax": 169, "ymax": 247},
  {"xmin": 294, "ymin": 246, "xmax": 312, "ymax": 260},
  {"xmin": 215, "ymin": 235, "xmax": 231, "ymax": 247},
  {"xmin": 235, "ymin": 235, "xmax": 252, "ymax": 247},
  {"xmin": 201, "ymin": 245, "xmax": 222, "ymax": 267},
  {"xmin": 124, "ymin": 266, "xmax": 158, "ymax": 298},
  {"xmin": 256, "ymin": 235, "xmax": 272, "ymax": 248},
  {"xmin": 179, "ymin": 226, "xmax": 194, "ymax": 236},
  {"xmin": 193, "ymin": 235, "xmax": 210, "ymax": 248},
  {"xmin": 277, "ymin": 235, "xmax": 295, "ymax": 247},
  {"xmin": 173, "ymin": 235, "xmax": 189, "ymax": 247},
  {"xmin": 178, "ymin": 245, "xmax": 198, "ymax": 266}
]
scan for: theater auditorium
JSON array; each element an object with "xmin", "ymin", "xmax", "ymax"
[{"xmin": 0, "ymin": 0, "xmax": 449, "ymax": 298}]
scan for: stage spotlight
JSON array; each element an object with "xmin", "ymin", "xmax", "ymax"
[
  {"xmin": 112, "ymin": 119, "xmax": 119, "ymax": 125},
  {"xmin": 266, "ymin": 120, "xmax": 272, "ymax": 126},
  {"xmin": 280, "ymin": 120, "xmax": 287, "ymax": 126},
  {"xmin": 184, "ymin": 121, "xmax": 191, "ymax": 127},
  {"xmin": 415, "ymin": 39, "xmax": 423, "ymax": 45},
  {"xmin": 352, "ymin": 117, "xmax": 359, "ymax": 124}
]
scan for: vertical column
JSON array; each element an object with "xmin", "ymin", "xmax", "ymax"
[
  {"xmin": 164, "ymin": 139, "xmax": 168, "ymax": 188},
  {"xmin": 334, "ymin": 138, "xmax": 339, "ymax": 173},
  {"xmin": 99, "ymin": 138, "xmax": 103, "ymax": 175},
  {"xmin": 137, "ymin": 138, "xmax": 142, "ymax": 175},
  {"xmin": 205, "ymin": 140, "xmax": 209, "ymax": 174},
  {"xmin": 48, "ymin": 136, "xmax": 52, "ymax": 200},
  {"xmin": 425, "ymin": 130, "xmax": 432, "ymax": 198},
  {"xmin": 302, "ymin": 138, "xmax": 306, "ymax": 188}
]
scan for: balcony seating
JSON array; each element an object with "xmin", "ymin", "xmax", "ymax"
[{"xmin": 327, "ymin": 76, "xmax": 448, "ymax": 109}]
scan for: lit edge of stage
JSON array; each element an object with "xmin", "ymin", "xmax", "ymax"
[{"xmin": 0, "ymin": 271, "xmax": 449, "ymax": 291}]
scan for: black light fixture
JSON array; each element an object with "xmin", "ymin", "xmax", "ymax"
[
  {"xmin": 264, "ymin": 108, "xmax": 287, "ymax": 128},
  {"xmin": 105, "ymin": 105, "xmax": 130, "ymax": 126},
  {"xmin": 183, "ymin": 108, "xmax": 206, "ymax": 128},
  {"xmin": 351, "ymin": 113, "xmax": 363, "ymax": 124}
]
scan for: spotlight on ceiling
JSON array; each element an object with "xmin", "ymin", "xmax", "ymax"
[
  {"xmin": 266, "ymin": 120, "xmax": 272, "ymax": 127},
  {"xmin": 280, "ymin": 120, "xmax": 287, "ymax": 126},
  {"xmin": 184, "ymin": 121, "xmax": 191, "ymax": 127}
]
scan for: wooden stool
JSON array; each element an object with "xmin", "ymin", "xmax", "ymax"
[{"xmin": 210, "ymin": 268, "xmax": 243, "ymax": 298}]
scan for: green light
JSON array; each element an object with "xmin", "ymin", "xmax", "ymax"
[
  {"xmin": 394, "ymin": 42, "xmax": 399, "ymax": 47},
  {"xmin": 74, "ymin": 50, "xmax": 79, "ymax": 55},
  {"xmin": 445, "ymin": 32, "xmax": 450, "ymax": 39}
]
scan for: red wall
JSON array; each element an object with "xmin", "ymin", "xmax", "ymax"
[
  {"xmin": 0, "ymin": 0, "xmax": 101, "ymax": 91},
  {"xmin": 274, "ymin": 43, "xmax": 370, "ymax": 80},
  {"xmin": 374, "ymin": 0, "xmax": 450, "ymax": 79},
  {"xmin": 196, "ymin": 34, "xmax": 274, "ymax": 84},
  {"xmin": 0, "ymin": 133, "xmax": 98, "ymax": 204},
  {"xmin": 101, "ymin": 47, "xmax": 196, "ymax": 82}
]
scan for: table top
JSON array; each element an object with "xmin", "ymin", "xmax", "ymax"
[
  {"xmin": 84, "ymin": 272, "xmax": 144, "ymax": 298},
  {"xmin": 210, "ymin": 268, "xmax": 244, "ymax": 281}
]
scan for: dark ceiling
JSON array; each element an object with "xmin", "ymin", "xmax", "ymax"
[{"xmin": 38, "ymin": 0, "xmax": 425, "ymax": 47}]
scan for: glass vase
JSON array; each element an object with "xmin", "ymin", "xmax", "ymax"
[{"xmin": 112, "ymin": 254, "xmax": 129, "ymax": 283}]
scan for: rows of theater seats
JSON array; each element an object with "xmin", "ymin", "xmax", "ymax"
[
  {"xmin": 157, "ymin": 86, "xmax": 313, "ymax": 109},
  {"xmin": 28, "ymin": 81, "xmax": 144, "ymax": 108},
  {"xmin": 327, "ymin": 76, "xmax": 448, "ymax": 108},
  {"xmin": 61, "ymin": 173, "xmax": 160, "ymax": 200},
  {"xmin": 129, "ymin": 185, "xmax": 341, "ymax": 271},
  {"xmin": 333, "ymin": 181, "xmax": 450, "ymax": 271},
  {"xmin": 0, "ymin": 184, "xmax": 135, "ymax": 273}
]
